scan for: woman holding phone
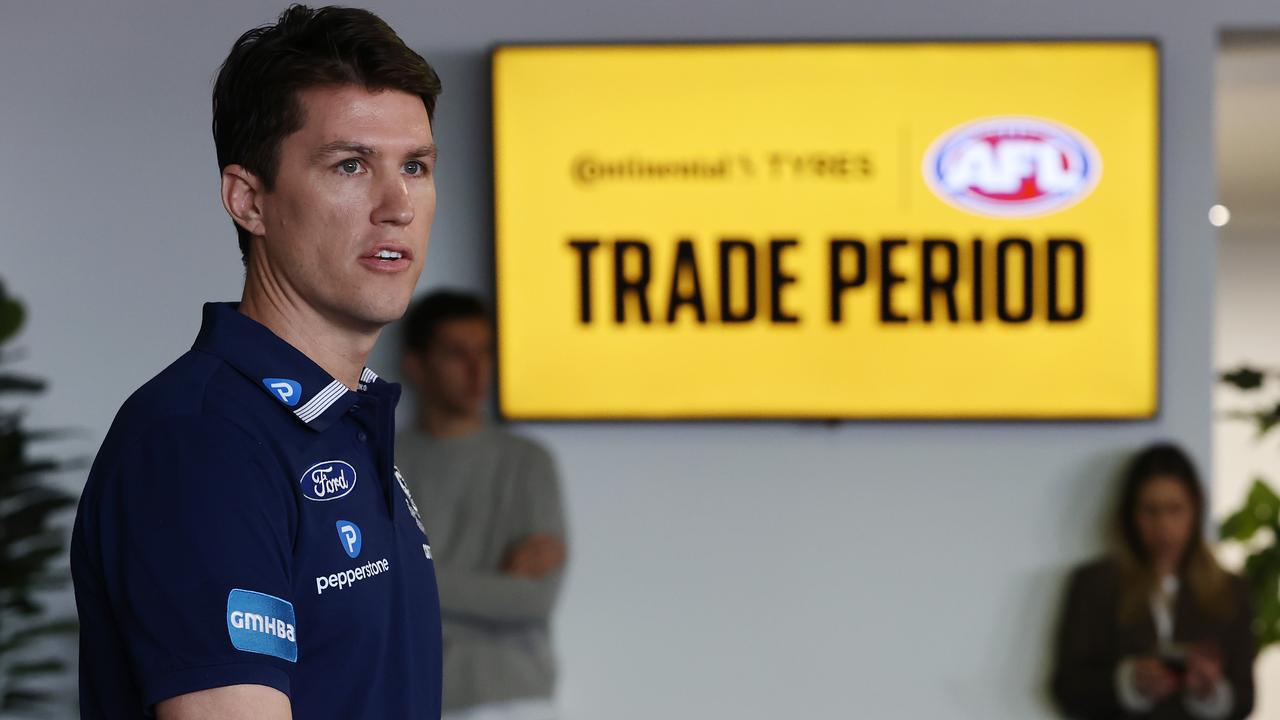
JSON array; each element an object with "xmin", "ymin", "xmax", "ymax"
[{"xmin": 1052, "ymin": 443, "xmax": 1256, "ymax": 720}]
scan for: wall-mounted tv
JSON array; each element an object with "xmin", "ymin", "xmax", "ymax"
[{"xmin": 492, "ymin": 40, "xmax": 1159, "ymax": 420}]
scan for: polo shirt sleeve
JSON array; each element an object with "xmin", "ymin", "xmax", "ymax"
[{"xmin": 94, "ymin": 414, "xmax": 298, "ymax": 710}]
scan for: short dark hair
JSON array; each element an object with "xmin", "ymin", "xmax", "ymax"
[
  {"xmin": 212, "ymin": 4, "xmax": 442, "ymax": 265},
  {"xmin": 402, "ymin": 290, "xmax": 490, "ymax": 354}
]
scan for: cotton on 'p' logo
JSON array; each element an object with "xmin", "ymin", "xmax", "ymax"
[{"xmin": 262, "ymin": 378, "xmax": 302, "ymax": 407}]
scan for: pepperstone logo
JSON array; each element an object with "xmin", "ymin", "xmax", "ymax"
[
  {"xmin": 263, "ymin": 378, "xmax": 302, "ymax": 407},
  {"xmin": 226, "ymin": 589, "xmax": 297, "ymax": 662},
  {"xmin": 315, "ymin": 557, "xmax": 392, "ymax": 595},
  {"xmin": 336, "ymin": 520, "xmax": 362, "ymax": 559}
]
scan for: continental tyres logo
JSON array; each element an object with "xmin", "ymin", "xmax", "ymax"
[{"xmin": 923, "ymin": 117, "xmax": 1102, "ymax": 218}]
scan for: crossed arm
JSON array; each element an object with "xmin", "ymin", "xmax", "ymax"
[
  {"xmin": 435, "ymin": 533, "xmax": 566, "ymax": 624},
  {"xmin": 437, "ymin": 447, "xmax": 569, "ymax": 625}
]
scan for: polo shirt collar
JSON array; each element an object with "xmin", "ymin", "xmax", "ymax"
[{"xmin": 192, "ymin": 302, "xmax": 397, "ymax": 432}]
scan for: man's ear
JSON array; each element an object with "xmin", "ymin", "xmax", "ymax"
[{"xmin": 220, "ymin": 164, "xmax": 267, "ymax": 238}]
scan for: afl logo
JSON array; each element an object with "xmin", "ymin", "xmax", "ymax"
[
  {"xmin": 300, "ymin": 460, "xmax": 357, "ymax": 502},
  {"xmin": 922, "ymin": 116, "xmax": 1102, "ymax": 218}
]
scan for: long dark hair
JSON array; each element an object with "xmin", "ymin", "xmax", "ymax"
[{"xmin": 1114, "ymin": 442, "xmax": 1232, "ymax": 622}]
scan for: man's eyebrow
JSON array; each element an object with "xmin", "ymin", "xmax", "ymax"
[
  {"xmin": 310, "ymin": 141, "xmax": 438, "ymax": 162},
  {"xmin": 408, "ymin": 144, "xmax": 438, "ymax": 160},
  {"xmin": 311, "ymin": 141, "xmax": 376, "ymax": 162}
]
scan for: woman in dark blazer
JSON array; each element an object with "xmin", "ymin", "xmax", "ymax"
[{"xmin": 1052, "ymin": 443, "xmax": 1256, "ymax": 720}]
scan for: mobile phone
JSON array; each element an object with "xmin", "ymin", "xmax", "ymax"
[{"xmin": 1159, "ymin": 654, "xmax": 1187, "ymax": 675}]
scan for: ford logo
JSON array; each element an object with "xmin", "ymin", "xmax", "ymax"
[
  {"xmin": 300, "ymin": 460, "xmax": 358, "ymax": 502},
  {"xmin": 923, "ymin": 116, "xmax": 1102, "ymax": 218}
]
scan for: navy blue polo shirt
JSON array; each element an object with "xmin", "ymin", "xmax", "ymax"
[{"xmin": 71, "ymin": 302, "xmax": 441, "ymax": 719}]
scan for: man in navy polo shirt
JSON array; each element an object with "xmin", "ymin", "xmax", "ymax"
[{"xmin": 71, "ymin": 6, "xmax": 444, "ymax": 718}]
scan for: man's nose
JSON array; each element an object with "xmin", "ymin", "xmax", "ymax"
[{"xmin": 372, "ymin": 174, "xmax": 414, "ymax": 226}]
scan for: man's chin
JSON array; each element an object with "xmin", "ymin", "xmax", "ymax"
[{"xmin": 347, "ymin": 295, "xmax": 414, "ymax": 329}]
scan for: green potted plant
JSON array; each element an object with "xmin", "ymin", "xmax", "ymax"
[
  {"xmin": 0, "ymin": 280, "xmax": 79, "ymax": 715},
  {"xmin": 1219, "ymin": 365, "xmax": 1280, "ymax": 648}
]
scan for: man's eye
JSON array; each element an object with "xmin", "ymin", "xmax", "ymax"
[
  {"xmin": 338, "ymin": 159, "xmax": 363, "ymax": 175},
  {"xmin": 404, "ymin": 161, "xmax": 427, "ymax": 176}
]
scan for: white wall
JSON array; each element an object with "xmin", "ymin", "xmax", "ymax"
[
  {"xmin": 1213, "ymin": 35, "xmax": 1280, "ymax": 531},
  {"xmin": 4, "ymin": 2, "xmax": 1279, "ymax": 718},
  {"xmin": 1214, "ymin": 225, "xmax": 1280, "ymax": 720},
  {"xmin": 1214, "ymin": 226, "xmax": 1280, "ymax": 520},
  {"xmin": 1214, "ymin": 35, "xmax": 1280, "ymax": 720}
]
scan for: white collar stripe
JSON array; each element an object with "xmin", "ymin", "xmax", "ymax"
[
  {"xmin": 360, "ymin": 367, "xmax": 379, "ymax": 384},
  {"xmin": 296, "ymin": 386, "xmax": 345, "ymax": 423},
  {"xmin": 294, "ymin": 387, "xmax": 335, "ymax": 423},
  {"xmin": 294, "ymin": 380, "xmax": 348, "ymax": 423},
  {"xmin": 303, "ymin": 381, "xmax": 347, "ymax": 417}
]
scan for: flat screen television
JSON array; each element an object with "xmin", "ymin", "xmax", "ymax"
[{"xmin": 491, "ymin": 40, "xmax": 1159, "ymax": 420}]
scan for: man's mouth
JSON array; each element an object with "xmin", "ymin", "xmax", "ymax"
[{"xmin": 359, "ymin": 244, "xmax": 413, "ymax": 272}]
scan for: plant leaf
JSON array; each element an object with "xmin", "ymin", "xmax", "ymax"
[
  {"xmin": 2, "ymin": 687, "xmax": 53, "ymax": 711},
  {"xmin": 0, "ymin": 617, "xmax": 78, "ymax": 654},
  {"xmin": 1221, "ymin": 366, "xmax": 1268, "ymax": 391},
  {"xmin": 7, "ymin": 658, "xmax": 67, "ymax": 677},
  {"xmin": 1220, "ymin": 479, "xmax": 1280, "ymax": 541},
  {"xmin": 2, "ymin": 594, "xmax": 44, "ymax": 616},
  {"xmin": 1258, "ymin": 404, "xmax": 1280, "ymax": 436},
  {"xmin": 1, "ymin": 497, "xmax": 78, "ymax": 545},
  {"xmin": 0, "ymin": 293, "xmax": 24, "ymax": 345},
  {"xmin": 0, "ymin": 373, "xmax": 45, "ymax": 393},
  {"xmin": 1247, "ymin": 480, "xmax": 1280, "ymax": 524},
  {"xmin": 1221, "ymin": 507, "xmax": 1259, "ymax": 542}
]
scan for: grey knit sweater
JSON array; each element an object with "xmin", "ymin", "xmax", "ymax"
[{"xmin": 395, "ymin": 426, "xmax": 566, "ymax": 713}]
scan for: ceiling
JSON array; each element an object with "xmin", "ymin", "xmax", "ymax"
[{"xmin": 1218, "ymin": 32, "xmax": 1280, "ymax": 237}]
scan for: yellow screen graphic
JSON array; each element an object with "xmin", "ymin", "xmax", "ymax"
[{"xmin": 492, "ymin": 42, "xmax": 1159, "ymax": 419}]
